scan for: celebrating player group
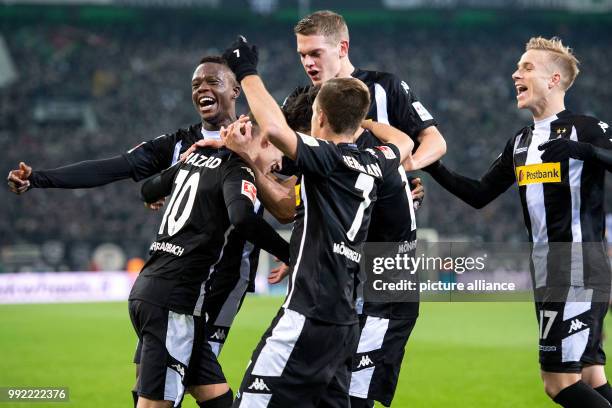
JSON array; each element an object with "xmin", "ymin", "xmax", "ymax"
[{"xmin": 7, "ymin": 9, "xmax": 612, "ymax": 408}]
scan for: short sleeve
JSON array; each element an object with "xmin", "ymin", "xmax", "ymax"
[
  {"xmin": 384, "ymin": 74, "xmax": 437, "ymax": 141},
  {"xmin": 369, "ymin": 143, "xmax": 402, "ymax": 176},
  {"xmin": 123, "ymin": 133, "xmax": 179, "ymax": 181},
  {"xmin": 295, "ymin": 132, "xmax": 341, "ymax": 177},
  {"xmin": 222, "ymin": 159, "xmax": 258, "ymax": 209}
]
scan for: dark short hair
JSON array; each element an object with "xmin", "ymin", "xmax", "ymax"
[
  {"xmin": 197, "ymin": 55, "xmax": 238, "ymax": 86},
  {"xmin": 316, "ymin": 78, "xmax": 369, "ymax": 135},
  {"xmin": 282, "ymin": 86, "xmax": 320, "ymax": 133},
  {"xmin": 199, "ymin": 55, "xmax": 228, "ymax": 66}
]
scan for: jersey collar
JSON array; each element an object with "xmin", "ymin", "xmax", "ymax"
[{"xmin": 200, "ymin": 127, "xmax": 221, "ymax": 140}]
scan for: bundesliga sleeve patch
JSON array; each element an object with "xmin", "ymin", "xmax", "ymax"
[
  {"xmin": 241, "ymin": 180, "xmax": 258, "ymax": 204},
  {"xmin": 375, "ymin": 145, "xmax": 397, "ymax": 160},
  {"xmin": 298, "ymin": 132, "xmax": 320, "ymax": 147},
  {"xmin": 412, "ymin": 101, "xmax": 434, "ymax": 122}
]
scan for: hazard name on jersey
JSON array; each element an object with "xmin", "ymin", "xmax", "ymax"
[{"xmin": 184, "ymin": 152, "xmax": 222, "ymax": 169}]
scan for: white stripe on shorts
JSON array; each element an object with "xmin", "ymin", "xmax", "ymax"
[
  {"xmin": 163, "ymin": 311, "xmax": 195, "ymax": 406},
  {"xmin": 349, "ymin": 366, "xmax": 376, "ymax": 398},
  {"xmin": 562, "ymin": 329, "xmax": 590, "ymax": 363},
  {"xmin": 356, "ymin": 316, "xmax": 390, "ymax": 353},
  {"xmin": 240, "ymin": 392, "xmax": 272, "ymax": 407},
  {"xmin": 251, "ymin": 309, "xmax": 306, "ymax": 377}
]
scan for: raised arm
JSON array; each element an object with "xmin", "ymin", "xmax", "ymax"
[{"xmin": 222, "ymin": 37, "xmax": 298, "ymax": 160}]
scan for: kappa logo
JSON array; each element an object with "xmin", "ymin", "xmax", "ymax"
[
  {"xmin": 556, "ymin": 127, "xmax": 567, "ymax": 135},
  {"xmin": 170, "ymin": 363, "xmax": 185, "ymax": 378},
  {"xmin": 357, "ymin": 355, "xmax": 374, "ymax": 368},
  {"xmin": 210, "ymin": 329, "xmax": 226, "ymax": 341},
  {"xmin": 400, "ymin": 80, "xmax": 410, "ymax": 94},
  {"xmin": 568, "ymin": 319, "xmax": 587, "ymax": 334},
  {"xmin": 248, "ymin": 378, "xmax": 270, "ymax": 392},
  {"xmin": 241, "ymin": 166, "xmax": 255, "ymax": 179},
  {"xmin": 598, "ymin": 121, "xmax": 609, "ymax": 133}
]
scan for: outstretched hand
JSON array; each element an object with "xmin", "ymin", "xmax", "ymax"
[{"xmin": 7, "ymin": 162, "xmax": 32, "ymax": 194}]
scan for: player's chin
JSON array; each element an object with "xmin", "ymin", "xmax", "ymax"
[{"xmin": 200, "ymin": 109, "xmax": 221, "ymax": 123}]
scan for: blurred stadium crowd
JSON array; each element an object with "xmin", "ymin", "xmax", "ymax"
[{"xmin": 2, "ymin": 15, "xmax": 611, "ymax": 271}]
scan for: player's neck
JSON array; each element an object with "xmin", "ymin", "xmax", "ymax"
[
  {"xmin": 531, "ymin": 95, "xmax": 565, "ymax": 122},
  {"xmin": 202, "ymin": 116, "xmax": 236, "ymax": 131},
  {"xmin": 319, "ymin": 128, "xmax": 353, "ymax": 145},
  {"xmin": 337, "ymin": 58, "xmax": 355, "ymax": 79}
]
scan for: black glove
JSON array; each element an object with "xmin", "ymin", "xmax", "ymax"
[
  {"xmin": 538, "ymin": 138, "xmax": 594, "ymax": 162},
  {"xmin": 222, "ymin": 35, "xmax": 258, "ymax": 82}
]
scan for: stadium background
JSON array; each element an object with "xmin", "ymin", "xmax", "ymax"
[{"xmin": 1, "ymin": 0, "xmax": 612, "ymax": 407}]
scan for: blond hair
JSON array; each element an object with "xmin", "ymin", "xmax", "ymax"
[
  {"xmin": 294, "ymin": 10, "xmax": 349, "ymax": 44},
  {"xmin": 526, "ymin": 36, "xmax": 580, "ymax": 90}
]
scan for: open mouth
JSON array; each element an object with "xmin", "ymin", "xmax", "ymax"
[
  {"xmin": 515, "ymin": 84, "xmax": 528, "ymax": 99},
  {"xmin": 307, "ymin": 69, "xmax": 320, "ymax": 79},
  {"xmin": 198, "ymin": 95, "xmax": 217, "ymax": 112},
  {"xmin": 270, "ymin": 160, "xmax": 281, "ymax": 174}
]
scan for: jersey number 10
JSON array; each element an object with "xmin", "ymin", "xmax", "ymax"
[{"xmin": 159, "ymin": 169, "xmax": 200, "ymax": 236}]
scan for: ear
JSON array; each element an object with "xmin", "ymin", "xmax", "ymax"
[
  {"xmin": 232, "ymin": 85, "xmax": 241, "ymax": 100},
  {"xmin": 339, "ymin": 40, "xmax": 349, "ymax": 58},
  {"xmin": 318, "ymin": 108, "xmax": 326, "ymax": 128},
  {"xmin": 549, "ymin": 72, "xmax": 562, "ymax": 90}
]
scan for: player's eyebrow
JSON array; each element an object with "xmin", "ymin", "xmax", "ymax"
[{"xmin": 297, "ymin": 48, "xmax": 324, "ymax": 56}]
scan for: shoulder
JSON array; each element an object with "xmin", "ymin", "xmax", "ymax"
[{"xmin": 560, "ymin": 112, "xmax": 609, "ymax": 139}]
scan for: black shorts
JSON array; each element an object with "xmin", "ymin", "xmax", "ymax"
[
  {"xmin": 349, "ymin": 314, "xmax": 417, "ymax": 407},
  {"xmin": 129, "ymin": 300, "xmax": 225, "ymax": 405},
  {"xmin": 233, "ymin": 308, "xmax": 359, "ymax": 408},
  {"xmin": 536, "ymin": 287, "xmax": 608, "ymax": 373},
  {"xmin": 203, "ymin": 274, "xmax": 251, "ymax": 357}
]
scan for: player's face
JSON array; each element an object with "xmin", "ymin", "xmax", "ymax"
[
  {"xmin": 191, "ymin": 63, "xmax": 239, "ymax": 126},
  {"xmin": 297, "ymin": 34, "xmax": 342, "ymax": 86},
  {"xmin": 512, "ymin": 50, "xmax": 558, "ymax": 112},
  {"xmin": 252, "ymin": 126, "xmax": 283, "ymax": 174}
]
